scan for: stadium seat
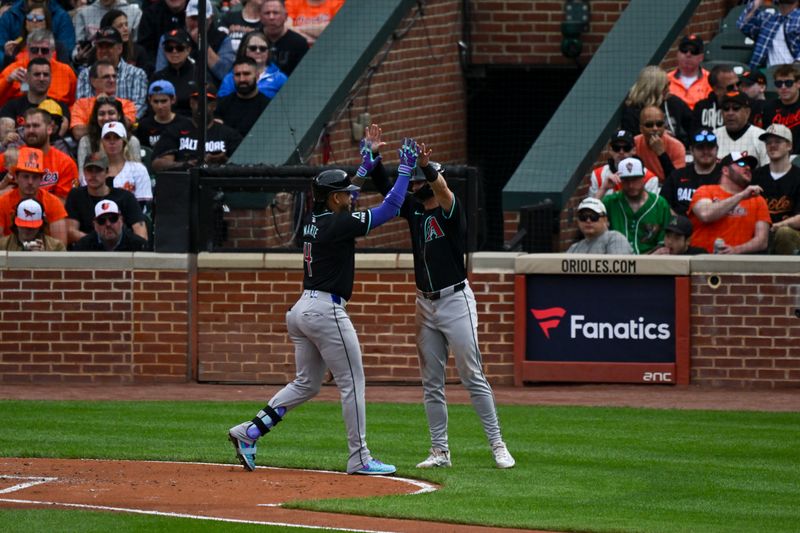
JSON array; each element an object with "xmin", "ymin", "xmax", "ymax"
[
  {"xmin": 703, "ymin": 31, "xmax": 754, "ymax": 66},
  {"xmin": 719, "ymin": 5, "xmax": 746, "ymax": 33}
]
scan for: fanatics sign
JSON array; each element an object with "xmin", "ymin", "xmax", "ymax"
[
  {"xmin": 525, "ymin": 275, "xmax": 675, "ymax": 363},
  {"xmin": 513, "ymin": 267, "xmax": 690, "ymax": 385}
]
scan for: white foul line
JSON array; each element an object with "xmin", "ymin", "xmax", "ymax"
[
  {"xmin": 0, "ymin": 497, "xmax": 399, "ymax": 533},
  {"xmin": 0, "ymin": 476, "xmax": 57, "ymax": 494}
]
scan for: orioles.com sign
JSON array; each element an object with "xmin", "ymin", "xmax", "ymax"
[{"xmin": 526, "ymin": 275, "xmax": 676, "ymax": 363}]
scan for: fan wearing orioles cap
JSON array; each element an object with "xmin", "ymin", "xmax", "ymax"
[
  {"xmin": 70, "ymin": 199, "xmax": 148, "ymax": 251},
  {"xmin": 0, "ymin": 197, "xmax": 65, "ymax": 251},
  {"xmin": 0, "ymin": 145, "xmax": 67, "ymax": 244}
]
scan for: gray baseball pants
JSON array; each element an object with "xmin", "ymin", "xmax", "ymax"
[
  {"xmin": 268, "ymin": 290, "xmax": 372, "ymax": 473},
  {"xmin": 415, "ymin": 280, "xmax": 503, "ymax": 451}
]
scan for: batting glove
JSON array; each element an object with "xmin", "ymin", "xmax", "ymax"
[
  {"xmin": 356, "ymin": 138, "xmax": 381, "ymax": 178},
  {"xmin": 397, "ymin": 138, "xmax": 419, "ymax": 177}
]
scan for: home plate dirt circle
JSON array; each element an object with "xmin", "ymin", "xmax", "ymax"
[{"xmin": 0, "ymin": 458, "xmax": 537, "ymax": 532}]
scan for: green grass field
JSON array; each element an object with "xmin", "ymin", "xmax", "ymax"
[{"xmin": 0, "ymin": 399, "xmax": 798, "ymax": 532}]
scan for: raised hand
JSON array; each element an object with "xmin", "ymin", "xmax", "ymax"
[
  {"xmin": 397, "ymin": 137, "xmax": 419, "ymax": 177},
  {"xmin": 363, "ymin": 123, "xmax": 386, "ymax": 154},
  {"xmin": 356, "ymin": 136, "xmax": 382, "ymax": 177},
  {"xmin": 418, "ymin": 142, "xmax": 432, "ymax": 168}
]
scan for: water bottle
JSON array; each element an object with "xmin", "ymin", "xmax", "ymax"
[{"xmin": 713, "ymin": 238, "xmax": 725, "ymax": 254}]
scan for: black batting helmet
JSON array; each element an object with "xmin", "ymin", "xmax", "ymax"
[
  {"xmin": 410, "ymin": 161, "xmax": 443, "ymax": 182},
  {"xmin": 312, "ymin": 169, "xmax": 360, "ymax": 202}
]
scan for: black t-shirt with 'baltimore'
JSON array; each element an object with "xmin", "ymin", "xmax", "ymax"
[
  {"xmin": 660, "ymin": 164, "xmax": 721, "ymax": 216},
  {"xmin": 152, "ymin": 119, "xmax": 243, "ymax": 161}
]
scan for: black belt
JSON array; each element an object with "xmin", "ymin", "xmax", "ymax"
[{"xmin": 418, "ymin": 281, "xmax": 466, "ymax": 301}]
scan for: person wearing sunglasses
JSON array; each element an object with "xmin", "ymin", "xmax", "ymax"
[
  {"xmin": 2, "ymin": 2, "xmax": 47, "ymax": 67},
  {"xmin": 667, "ymin": 34, "xmax": 712, "ymax": 111},
  {"xmin": 70, "ymin": 198, "xmax": 148, "ymax": 251},
  {"xmin": 0, "ymin": 28, "xmax": 76, "ymax": 109},
  {"xmin": 634, "ymin": 105, "xmax": 686, "ymax": 182},
  {"xmin": 602, "ymin": 156, "xmax": 672, "ymax": 255},
  {"xmin": 216, "ymin": 30, "xmax": 287, "ymax": 99},
  {"xmin": 65, "ymin": 151, "xmax": 147, "ymax": 245},
  {"xmin": 0, "ymin": 0, "xmax": 75, "ymax": 68},
  {"xmin": 737, "ymin": 0, "xmax": 800, "ymax": 70},
  {"xmin": 149, "ymin": 28, "xmax": 195, "ymax": 117},
  {"xmin": 713, "ymin": 91, "xmax": 769, "ymax": 168},
  {"xmin": 762, "ymin": 64, "xmax": 800, "ymax": 154},
  {"xmin": 152, "ymin": 0, "xmax": 234, "ymax": 86},
  {"xmin": 660, "ymin": 129, "xmax": 721, "ymax": 216},
  {"xmin": 752, "ymin": 123, "xmax": 800, "ymax": 254},
  {"xmin": 588, "ymin": 129, "xmax": 659, "ymax": 199},
  {"xmin": 692, "ymin": 64, "xmax": 740, "ymax": 133},
  {"xmin": 567, "ymin": 197, "xmax": 632, "ymax": 254},
  {"xmin": 688, "ymin": 151, "xmax": 770, "ymax": 254},
  {"xmin": 622, "ymin": 65, "xmax": 693, "ymax": 148}
]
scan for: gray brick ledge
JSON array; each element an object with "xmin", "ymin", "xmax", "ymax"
[{"xmin": 690, "ymin": 255, "xmax": 800, "ymax": 274}]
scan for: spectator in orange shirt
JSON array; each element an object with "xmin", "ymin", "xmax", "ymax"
[
  {"xmin": 70, "ymin": 60, "xmax": 137, "ymax": 140},
  {"xmin": 0, "ymin": 144, "xmax": 67, "ymax": 244},
  {"xmin": 667, "ymin": 34, "xmax": 712, "ymax": 111},
  {"xmin": 285, "ymin": 0, "xmax": 342, "ymax": 46},
  {"xmin": 634, "ymin": 105, "xmax": 687, "ymax": 182},
  {"xmin": 0, "ymin": 107, "xmax": 77, "ymax": 201},
  {"xmin": 0, "ymin": 29, "xmax": 76, "ymax": 107},
  {"xmin": 688, "ymin": 151, "xmax": 770, "ymax": 254}
]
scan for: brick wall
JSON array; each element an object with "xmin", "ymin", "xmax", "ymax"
[
  {"xmin": 0, "ymin": 256, "xmax": 190, "ymax": 384},
  {"xmin": 0, "ymin": 254, "xmax": 797, "ymax": 389},
  {"xmin": 690, "ymin": 273, "xmax": 800, "ymax": 389},
  {"xmin": 196, "ymin": 260, "xmax": 517, "ymax": 385}
]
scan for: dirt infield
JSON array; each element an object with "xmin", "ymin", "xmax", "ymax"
[
  {"xmin": 0, "ymin": 457, "xmax": 543, "ymax": 533},
  {"xmin": 1, "ymin": 383, "xmax": 798, "ymax": 532}
]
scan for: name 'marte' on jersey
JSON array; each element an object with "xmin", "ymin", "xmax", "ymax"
[{"xmin": 300, "ymin": 209, "xmax": 372, "ymax": 301}]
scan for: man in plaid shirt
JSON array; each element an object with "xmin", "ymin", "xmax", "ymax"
[
  {"xmin": 737, "ymin": 0, "xmax": 800, "ymax": 70},
  {"xmin": 75, "ymin": 27, "xmax": 148, "ymax": 119}
]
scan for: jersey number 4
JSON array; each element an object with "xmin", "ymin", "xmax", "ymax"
[{"xmin": 303, "ymin": 242, "xmax": 313, "ymax": 277}]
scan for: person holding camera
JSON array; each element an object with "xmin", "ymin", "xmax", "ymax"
[{"xmin": 0, "ymin": 196, "xmax": 64, "ymax": 250}]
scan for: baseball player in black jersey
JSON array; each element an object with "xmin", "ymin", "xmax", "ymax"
[
  {"xmin": 228, "ymin": 139, "xmax": 419, "ymax": 475},
  {"xmin": 360, "ymin": 125, "xmax": 515, "ymax": 469}
]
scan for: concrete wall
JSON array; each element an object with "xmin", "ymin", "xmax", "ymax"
[{"xmin": 1, "ymin": 252, "xmax": 797, "ymax": 389}]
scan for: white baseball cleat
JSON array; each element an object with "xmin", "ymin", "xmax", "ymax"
[
  {"xmin": 416, "ymin": 448, "xmax": 452, "ymax": 468},
  {"xmin": 491, "ymin": 441, "xmax": 515, "ymax": 469}
]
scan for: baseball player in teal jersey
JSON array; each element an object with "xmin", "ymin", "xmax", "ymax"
[
  {"xmin": 358, "ymin": 125, "xmax": 515, "ymax": 469},
  {"xmin": 228, "ymin": 139, "xmax": 420, "ymax": 475}
]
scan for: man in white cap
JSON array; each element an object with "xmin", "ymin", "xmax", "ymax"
[
  {"xmin": 752, "ymin": 124, "xmax": 800, "ymax": 254},
  {"xmin": 0, "ymin": 197, "xmax": 65, "ymax": 250},
  {"xmin": 567, "ymin": 197, "xmax": 632, "ymax": 254},
  {"xmin": 603, "ymin": 156, "xmax": 672, "ymax": 254},
  {"xmin": 70, "ymin": 199, "xmax": 148, "ymax": 251}
]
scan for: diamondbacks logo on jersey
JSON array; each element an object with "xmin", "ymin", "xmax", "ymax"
[
  {"xmin": 424, "ymin": 216, "xmax": 445, "ymax": 242},
  {"xmin": 351, "ymin": 211, "xmax": 366, "ymax": 223}
]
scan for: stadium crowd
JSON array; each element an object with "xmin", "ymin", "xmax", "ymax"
[
  {"xmin": 0, "ymin": 0, "xmax": 797, "ymax": 256},
  {"xmin": 0, "ymin": 0, "xmax": 339, "ymax": 251},
  {"xmin": 578, "ymin": 13, "xmax": 800, "ymax": 256}
]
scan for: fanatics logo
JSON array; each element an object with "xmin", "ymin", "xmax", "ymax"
[{"xmin": 530, "ymin": 307, "xmax": 566, "ymax": 339}]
